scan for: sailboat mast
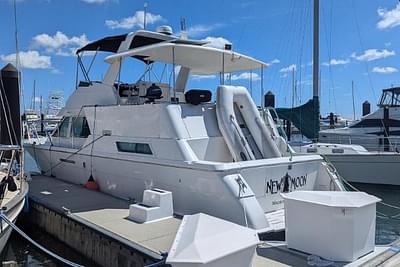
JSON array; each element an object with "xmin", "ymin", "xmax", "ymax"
[
  {"xmin": 313, "ymin": 0, "xmax": 319, "ymax": 98},
  {"xmin": 33, "ymin": 80, "xmax": 36, "ymax": 111},
  {"xmin": 312, "ymin": 0, "xmax": 320, "ymax": 141}
]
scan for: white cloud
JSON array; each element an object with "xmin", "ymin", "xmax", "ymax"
[
  {"xmin": 0, "ymin": 50, "xmax": 51, "ymax": 69},
  {"xmin": 186, "ymin": 24, "xmax": 222, "ymax": 37},
  {"xmin": 32, "ymin": 31, "xmax": 89, "ymax": 56},
  {"xmin": 50, "ymin": 68, "xmax": 62, "ymax": 74},
  {"xmin": 230, "ymin": 72, "xmax": 260, "ymax": 81},
  {"xmin": 377, "ymin": 3, "xmax": 400, "ymax": 30},
  {"xmin": 372, "ymin": 66, "xmax": 398, "ymax": 74},
  {"xmin": 105, "ymin": 11, "xmax": 162, "ymax": 30},
  {"xmin": 279, "ymin": 64, "xmax": 296, "ymax": 73},
  {"xmin": 322, "ymin": 58, "xmax": 350, "ymax": 66},
  {"xmin": 351, "ymin": 49, "xmax": 395, "ymax": 61},
  {"xmin": 202, "ymin": 36, "xmax": 231, "ymax": 49},
  {"xmin": 268, "ymin": 59, "xmax": 280, "ymax": 65}
]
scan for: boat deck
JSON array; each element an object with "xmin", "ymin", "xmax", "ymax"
[
  {"xmin": 28, "ymin": 174, "xmax": 400, "ymax": 266},
  {"xmin": 28, "ymin": 174, "xmax": 180, "ymax": 260}
]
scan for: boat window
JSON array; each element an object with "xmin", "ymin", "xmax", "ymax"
[
  {"xmin": 72, "ymin": 117, "xmax": 91, "ymax": 138},
  {"xmin": 116, "ymin": 142, "xmax": 153, "ymax": 155},
  {"xmin": 380, "ymin": 91, "xmax": 393, "ymax": 106},
  {"xmin": 53, "ymin": 117, "xmax": 70, "ymax": 137}
]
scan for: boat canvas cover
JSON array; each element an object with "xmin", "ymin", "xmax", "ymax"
[{"xmin": 105, "ymin": 42, "xmax": 268, "ymax": 75}]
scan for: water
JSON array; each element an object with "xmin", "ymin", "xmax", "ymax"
[
  {"xmin": 0, "ymin": 223, "xmax": 98, "ymax": 267},
  {"xmin": 1, "ymin": 154, "xmax": 399, "ymax": 266},
  {"xmin": 353, "ymin": 182, "xmax": 400, "ymax": 245}
]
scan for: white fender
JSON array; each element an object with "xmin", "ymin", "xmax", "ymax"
[{"xmin": 216, "ymin": 85, "xmax": 282, "ymax": 161}]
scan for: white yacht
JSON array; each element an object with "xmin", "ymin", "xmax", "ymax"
[
  {"xmin": 295, "ymin": 143, "xmax": 400, "ymax": 186},
  {"xmin": 320, "ymin": 87, "xmax": 400, "ymax": 151},
  {"xmin": 26, "ymin": 28, "xmax": 345, "ymax": 233}
]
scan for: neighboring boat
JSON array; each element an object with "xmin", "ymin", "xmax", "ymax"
[
  {"xmin": 23, "ymin": 91, "xmax": 64, "ymax": 145},
  {"xmin": 320, "ymin": 113, "xmax": 354, "ymax": 130},
  {"xmin": 320, "ymin": 87, "xmax": 400, "ymax": 151},
  {"xmin": 0, "ymin": 145, "xmax": 28, "ymax": 253},
  {"xmin": 295, "ymin": 143, "xmax": 400, "ymax": 186},
  {"xmin": 25, "ymin": 28, "xmax": 345, "ymax": 233}
]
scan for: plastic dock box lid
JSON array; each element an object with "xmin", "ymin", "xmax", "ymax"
[
  {"xmin": 166, "ymin": 213, "xmax": 259, "ymax": 267},
  {"xmin": 281, "ymin": 191, "xmax": 381, "ymax": 262}
]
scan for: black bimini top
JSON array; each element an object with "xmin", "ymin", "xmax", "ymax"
[
  {"xmin": 75, "ymin": 31, "xmax": 208, "ymax": 63},
  {"xmin": 76, "ymin": 32, "xmax": 175, "ymax": 63},
  {"xmin": 76, "ymin": 34, "xmax": 128, "ymax": 54}
]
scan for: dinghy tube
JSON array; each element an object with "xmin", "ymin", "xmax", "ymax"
[{"xmin": 216, "ymin": 85, "xmax": 283, "ymax": 161}]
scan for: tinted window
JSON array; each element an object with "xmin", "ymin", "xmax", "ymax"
[
  {"xmin": 116, "ymin": 142, "xmax": 152, "ymax": 155},
  {"xmin": 53, "ymin": 117, "xmax": 70, "ymax": 137},
  {"xmin": 72, "ymin": 117, "xmax": 91, "ymax": 138}
]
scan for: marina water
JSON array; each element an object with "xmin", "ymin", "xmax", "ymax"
[{"xmin": 0, "ymin": 154, "xmax": 399, "ymax": 265}]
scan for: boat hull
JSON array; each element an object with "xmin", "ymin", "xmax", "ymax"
[
  {"xmin": 325, "ymin": 153, "xmax": 400, "ymax": 185},
  {"xmin": 0, "ymin": 180, "xmax": 28, "ymax": 254},
  {"xmin": 26, "ymin": 144, "xmax": 338, "ymax": 230}
]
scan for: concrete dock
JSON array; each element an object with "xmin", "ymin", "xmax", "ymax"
[
  {"xmin": 28, "ymin": 174, "xmax": 180, "ymax": 266},
  {"xmin": 27, "ymin": 174, "xmax": 400, "ymax": 267}
]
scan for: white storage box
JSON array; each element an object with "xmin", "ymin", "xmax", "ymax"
[{"xmin": 282, "ymin": 191, "xmax": 380, "ymax": 262}]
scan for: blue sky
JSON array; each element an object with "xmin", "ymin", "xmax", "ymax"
[{"xmin": 0, "ymin": 0, "xmax": 399, "ymax": 118}]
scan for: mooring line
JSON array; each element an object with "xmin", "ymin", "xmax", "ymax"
[{"xmin": 0, "ymin": 212, "xmax": 84, "ymax": 267}]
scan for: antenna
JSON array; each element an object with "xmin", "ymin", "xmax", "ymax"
[
  {"xmin": 33, "ymin": 80, "xmax": 36, "ymax": 111},
  {"xmin": 143, "ymin": 2, "xmax": 148, "ymax": 30},
  {"xmin": 180, "ymin": 17, "xmax": 186, "ymax": 31},
  {"xmin": 40, "ymin": 95, "xmax": 43, "ymax": 115},
  {"xmin": 180, "ymin": 17, "xmax": 188, "ymax": 39},
  {"xmin": 352, "ymin": 81, "xmax": 356, "ymax": 121}
]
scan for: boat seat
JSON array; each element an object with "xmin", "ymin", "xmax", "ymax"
[
  {"xmin": 185, "ymin": 89, "xmax": 212, "ymax": 105},
  {"xmin": 144, "ymin": 84, "xmax": 163, "ymax": 102}
]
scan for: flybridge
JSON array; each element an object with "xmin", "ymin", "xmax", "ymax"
[
  {"xmin": 76, "ymin": 30, "xmax": 206, "ymax": 58},
  {"xmin": 75, "ymin": 29, "xmax": 267, "ymax": 75},
  {"xmin": 70, "ymin": 27, "xmax": 269, "ymax": 107}
]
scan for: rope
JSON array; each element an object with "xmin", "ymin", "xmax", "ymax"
[
  {"xmin": 144, "ymin": 254, "xmax": 167, "ymax": 267},
  {"xmin": 0, "ymin": 212, "xmax": 84, "ymax": 267},
  {"xmin": 41, "ymin": 134, "xmax": 105, "ymax": 175}
]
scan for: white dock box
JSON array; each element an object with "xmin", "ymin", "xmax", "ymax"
[
  {"xmin": 282, "ymin": 191, "xmax": 380, "ymax": 262},
  {"xmin": 166, "ymin": 213, "xmax": 259, "ymax": 267}
]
